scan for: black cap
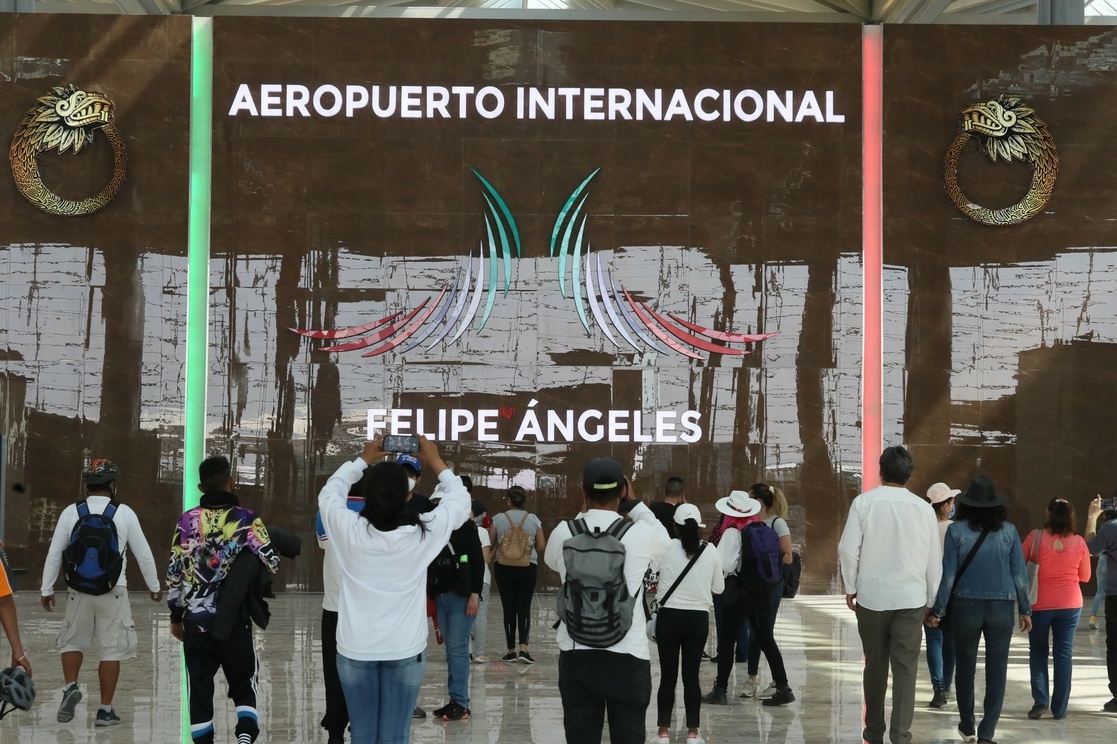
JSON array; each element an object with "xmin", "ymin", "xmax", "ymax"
[
  {"xmin": 471, "ymin": 499, "xmax": 487, "ymax": 518},
  {"xmin": 583, "ymin": 456, "xmax": 624, "ymax": 493}
]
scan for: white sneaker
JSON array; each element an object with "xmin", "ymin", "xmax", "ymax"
[
  {"xmin": 757, "ymin": 682, "xmax": 778, "ymax": 699},
  {"xmin": 687, "ymin": 734, "xmax": 705, "ymax": 744},
  {"xmin": 739, "ymin": 679, "xmax": 759, "ymax": 698}
]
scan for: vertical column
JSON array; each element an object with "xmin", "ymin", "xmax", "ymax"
[
  {"xmin": 184, "ymin": 15, "xmax": 213, "ymax": 744},
  {"xmin": 861, "ymin": 25, "xmax": 883, "ymax": 489}
]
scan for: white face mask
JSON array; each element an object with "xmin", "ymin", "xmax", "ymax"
[{"xmin": 407, "ymin": 477, "xmax": 418, "ymax": 493}]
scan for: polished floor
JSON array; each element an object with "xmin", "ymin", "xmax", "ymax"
[{"xmin": 0, "ymin": 592, "xmax": 1112, "ymax": 743}]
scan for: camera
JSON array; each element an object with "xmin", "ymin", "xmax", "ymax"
[{"xmin": 382, "ymin": 435, "xmax": 420, "ymax": 454}]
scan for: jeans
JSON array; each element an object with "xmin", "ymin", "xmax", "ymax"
[
  {"xmin": 1107, "ymin": 595, "xmax": 1117, "ymax": 698},
  {"xmin": 654, "ymin": 608, "xmax": 708, "ymax": 729},
  {"xmin": 320, "ymin": 609, "xmax": 349, "ymax": 736},
  {"xmin": 855, "ymin": 606, "xmax": 923, "ymax": 744},
  {"xmin": 1028, "ymin": 607, "xmax": 1080, "ymax": 717},
  {"xmin": 494, "ymin": 563, "xmax": 537, "ymax": 648},
  {"xmin": 337, "ymin": 652, "xmax": 426, "ymax": 744},
  {"xmin": 924, "ymin": 624, "xmax": 956, "ymax": 692},
  {"xmin": 951, "ymin": 598, "xmax": 1015, "ymax": 742},
  {"xmin": 558, "ymin": 650, "xmax": 651, "ymax": 744},
  {"xmin": 744, "ymin": 580, "xmax": 784, "ymax": 674},
  {"xmin": 436, "ymin": 593, "xmax": 477, "ymax": 707},
  {"xmin": 1092, "ymin": 558, "xmax": 1107, "ymax": 616}
]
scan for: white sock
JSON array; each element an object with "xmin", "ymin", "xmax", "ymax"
[{"xmin": 100, "ymin": 705, "xmax": 113, "ymax": 713}]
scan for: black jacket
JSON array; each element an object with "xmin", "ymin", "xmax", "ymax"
[
  {"xmin": 428, "ymin": 522, "xmax": 484, "ymax": 598},
  {"xmin": 211, "ymin": 525, "xmax": 302, "ymax": 642}
]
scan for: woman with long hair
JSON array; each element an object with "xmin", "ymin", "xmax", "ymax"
[
  {"xmin": 929, "ymin": 476, "xmax": 1031, "ymax": 744},
  {"xmin": 739, "ymin": 483, "xmax": 794, "ymax": 700},
  {"xmin": 490, "ymin": 485, "xmax": 547, "ymax": 663},
  {"xmin": 653, "ymin": 504, "xmax": 723, "ymax": 744},
  {"xmin": 925, "ymin": 482, "xmax": 960, "ymax": 709},
  {"xmin": 1021, "ymin": 498, "xmax": 1091, "ymax": 720},
  {"xmin": 317, "ymin": 435, "xmax": 469, "ymax": 744}
]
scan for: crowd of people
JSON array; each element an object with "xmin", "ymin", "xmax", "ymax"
[{"xmin": 0, "ymin": 440, "xmax": 1115, "ymax": 744}]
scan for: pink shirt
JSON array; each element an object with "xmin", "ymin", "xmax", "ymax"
[{"xmin": 1022, "ymin": 529, "xmax": 1091, "ymax": 611}]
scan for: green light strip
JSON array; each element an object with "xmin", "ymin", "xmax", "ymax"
[{"xmin": 184, "ymin": 16, "xmax": 213, "ymax": 744}]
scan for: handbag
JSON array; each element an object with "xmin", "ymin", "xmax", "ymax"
[
  {"xmin": 1025, "ymin": 529, "xmax": 1042, "ymax": 605},
  {"xmin": 939, "ymin": 528, "xmax": 990, "ymax": 633},
  {"xmin": 782, "ymin": 552, "xmax": 803, "ymax": 599},
  {"xmin": 647, "ymin": 543, "xmax": 707, "ymax": 642}
]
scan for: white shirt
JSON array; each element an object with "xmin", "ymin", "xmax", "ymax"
[
  {"xmin": 318, "ymin": 458, "xmax": 470, "ymax": 661},
  {"xmin": 656, "ymin": 541, "xmax": 724, "ymax": 612},
  {"xmin": 717, "ymin": 526, "xmax": 743, "ymax": 576},
  {"xmin": 543, "ymin": 501, "xmax": 672, "ymax": 659},
  {"xmin": 478, "ymin": 524, "xmax": 491, "ymax": 585},
  {"xmin": 41, "ymin": 495, "xmax": 161, "ymax": 595},
  {"xmin": 837, "ymin": 485, "xmax": 942, "ymax": 611}
]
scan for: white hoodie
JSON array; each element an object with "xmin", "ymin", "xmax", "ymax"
[{"xmin": 318, "ymin": 458, "xmax": 470, "ymax": 661}]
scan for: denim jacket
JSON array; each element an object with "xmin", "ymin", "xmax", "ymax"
[{"xmin": 932, "ymin": 519, "xmax": 1031, "ymax": 616}]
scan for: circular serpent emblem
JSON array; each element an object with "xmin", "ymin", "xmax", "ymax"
[
  {"xmin": 9, "ymin": 85, "xmax": 127, "ymax": 217},
  {"xmin": 943, "ymin": 96, "xmax": 1057, "ymax": 227}
]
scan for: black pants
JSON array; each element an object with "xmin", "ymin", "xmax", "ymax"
[
  {"xmin": 184, "ymin": 621, "xmax": 260, "ymax": 744},
  {"xmin": 558, "ymin": 650, "xmax": 651, "ymax": 744},
  {"xmin": 320, "ymin": 609, "xmax": 349, "ymax": 736},
  {"xmin": 655, "ymin": 608, "xmax": 708, "ymax": 728},
  {"xmin": 716, "ymin": 589, "xmax": 788, "ymax": 690},
  {"xmin": 1107, "ymin": 596, "xmax": 1117, "ymax": 698},
  {"xmin": 494, "ymin": 562, "xmax": 537, "ymax": 648}
]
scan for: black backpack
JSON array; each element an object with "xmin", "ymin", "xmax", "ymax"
[
  {"xmin": 555, "ymin": 518, "xmax": 636, "ymax": 648},
  {"xmin": 63, "ymin": 500, "xmax": 124, "ymax": 596}
]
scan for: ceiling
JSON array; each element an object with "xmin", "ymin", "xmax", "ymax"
[{"xmin": 19, "ymin": 0, "xmax": 1117, "ymax": 28}]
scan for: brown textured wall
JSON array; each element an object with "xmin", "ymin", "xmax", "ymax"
[
  {"xmin": 0, "ymin": 16, "xmax": 192, "ymax": 586},
  {"xmin": 210, "ymin": 18, "xmax": 864, "ymax": 593},
  {"xmin": 883, "ymin": 25, "xmax": 1117, "ymax": 597}
]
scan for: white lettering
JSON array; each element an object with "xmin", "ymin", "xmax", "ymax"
[
  {"xmin": 477, "ymin": 410, "xmax": 499, "ymax": 441},
  {"xmin": 767, "ymin": 90, "xmax": 793, "ymax": 122},
  {"xmin": 655, "ymin": 410, "xmax": 678, "ymax": 442},
  {"xmin": 415, "ymin": 409, "xmax": 436, "ymax": 439},
  {"xmin": 228, "ymin": 84, "xmax": 258, "ymax": 117},
  {"xmin": 635, "ymin": 88, "xmax": 662, "ymax": 121},
  {"xmin": 529, "ymin": 88, "xmax": 555, "ymax": 120},
  {"xmin": 693, "ymin": 89, "xmax": 720, "ymax": 122},
  {"xmin": 400, "ymin": 85, "xmax": 422, "ymax": 118},
  {"xmin": 734, "ymin": 90, "xmax": 763, "ymax": 122},
  {"xmin": 372, "ymin": 86, "xmax": 396, "ymax": 117},
  {"xmin": 577, "ymin": 409, "xmax": 604, "ymax": 442},
  {"xmin": 451, "ymin": 86, "xmax": 475, "ymax": 118},
  {"xmin": 795, "ymin": 90, "xmax": 824, "ymax": 122},
  {"xmin": 345, "ymin": 85, "xmax": 369, "ymax": 118},
  {"xmin": 476, "ymin": 86, "xmax": 505, "ymax": 119},
  {"xmin": 632, "ymin": 410, "xmax": 653, "ymax": 443},
  {"xmin": 557, "ymin": 88, "xmax": 579, "ymax": 119},
  {"xmin": 515, "ymin": 409, "xmax": 544, "ymax": 441},
  {"xmin": 826, "ymin": 90, "xmax": 845, "ymax": 122},
  {"xmin": 259, "ymin": 84, "xmax": 282, "ymax": 117},
  {"xmin": 583, "ymin": 87, "xmax": 605, "ymax": 120},
  {"xmin": 313, "ymin": 85, "xmax": 343, "ymax": 117},
  {"xmin": 367, "ymin": 408, "xmax": 388, "ymax": 437},
  {"xmin": 286, "ymin": 85, "xmax": 310, "ymax": 117},
  {"xmin": 390, "ymin": 408, "xmax": 411, "ymax": 435},
  {"xmin": 427, "ymin": 86, "xmax": 451, "ymax": 118},
  {"xmin": 451, "ymin": 409, "xmax": 474, "ymax": 439},
  {"xmin": 547, "ymin": 409, "xmax": 574, "ymax": 442},
  {"xmin": 607, "ymin": 410, "xmax": 630, "ymax": 442},
  {"xmin": 679, "ymin": 411, "xmax": 702, "ymax": 443},
  {"xmin": 608, "ymin": 88, "xmax": 632, "ymax": 121}
]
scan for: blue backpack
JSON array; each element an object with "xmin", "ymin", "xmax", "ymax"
[
  {"xmin": 63, "ymin": 500, "xmax": 124, "ymax": 596},
  {"xmin": 738, "ymin": 520, "xmax": 784, "ymax": 593}
]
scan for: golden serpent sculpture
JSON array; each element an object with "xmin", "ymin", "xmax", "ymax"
[
  {"xmin": 943, "ymin": 97, "xmax": 1057, "ymax": 227},
  {"xmin": 9, "ymin": 85, "xmax": 127, "ymax": 217}
]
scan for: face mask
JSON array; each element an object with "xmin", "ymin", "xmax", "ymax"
[
  {"xmin": 407, "ymin": 477, "xmax": 418, "ymax": 493},
  {"xmin": 948, "ymin": 505, "xmax": 956, "ymax": 519}
]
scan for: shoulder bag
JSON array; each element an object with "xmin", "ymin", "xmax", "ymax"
[
  {"xmin": 939, "ymin": 528, "xmax": 990, "ymax": 633},
  {"xmin": 647, "ymin": 543, "xmax": 707, "ymax": 642},
  {"xmin": 1025, "ymin": 528, "xmax": 1042, "ymax": 605}
]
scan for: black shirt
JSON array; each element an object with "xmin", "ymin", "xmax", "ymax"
[
  {"xmin": 405, "ymin": 493, "xmax": 434, "ymax": 514},
  {"xmin": 649, "ymin": 501, "xmax": 679, "ymax": 539}
]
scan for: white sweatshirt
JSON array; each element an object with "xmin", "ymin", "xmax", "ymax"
[
  {"xmin": 318, "ymin": 458, "xmax": 470, "ymax": 661},
  {"xmin": 41, "ymin": 495, "xmax": 161, "ymax": 595}
]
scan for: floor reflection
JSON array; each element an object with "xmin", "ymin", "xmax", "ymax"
[{"xmin": 0, "ymin": 593, "xmax": 1111, "ymax": 743}]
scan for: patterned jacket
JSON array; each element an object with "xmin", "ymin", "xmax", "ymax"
[{"xmin": 167, "ymin": 491, "xmax": 279, "ymax": 632}]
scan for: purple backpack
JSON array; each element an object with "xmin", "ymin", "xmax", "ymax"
[{"xmin": 739, "ymin": 521, "xmax": 783, "ymax": 593}]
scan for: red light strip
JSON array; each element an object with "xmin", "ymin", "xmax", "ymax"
[{"xmin": 862, "ymin": 25, "xmax": 884, "ymax": 490}]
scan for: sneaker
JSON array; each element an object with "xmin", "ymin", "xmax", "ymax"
[
  {"xmin": 702, "ymin": 687, "xmax": 728, "ymax": 705},
  {"xmin": 687, "ymin": 734, "xmax": 705, "ymax": 744},
  {"xmin": 440, "ymin": 701, "xmax": 471, "ymax": 721},
  {"xmin": 472, "ymin": 655, "xmax": 489, "ymax": 664},
  {"xmin": 1091, "ymin": 614, "xmax": 1099, "ymax": 629},
  {"xmin": 1027, "ymin": 704, "xmax": 1048, "ymax": 720},
  {"xmin": 433, "ymin": 702, "xmax": 452, "ymax": 719},
  {"xmin": 501, "ymin": 651, "xmax": 518, "ymax": 663},
  {"xmin": 757, "ymin": 682, "xmax": 778, "ymax": 699},
  {"xmin": 57, "ymin": 683, "xmax": 82, "ymax": 723},
  {"xmin": 739, "ymin": 679, "xmax": 759, "ymax": 698},
  {"xmin": 761, "ymin": 686, "xmax": 795, "ymax": 707},
  {"xmin": 929, "ymin": 689, "xmax": 948, "ymax": 709},
  {"xmin": 1104, "ymin": 698, "xmax": 1117, "ymax": 713},
  {"xmin": 412, "ymin": 706, "xmax": 426, "ymax": 719},
  {"xmin": 518, "ymin": 651, "xmax": 535, "ymax": 664},
  {"xmin": 958, "ymin": 725, "xmax": 976, "ymax": 742},
  {"xmin": 95, "ymin": 708, "xmax": 122, "ymax": 727},
  {"xmin": 652, "ymin": 733, "xmax": 670, "ymax": 744}
]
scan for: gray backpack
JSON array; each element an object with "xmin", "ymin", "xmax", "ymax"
[{"xmin": 555, "ymin": 517, "xmax": 636, "ymax": 648}]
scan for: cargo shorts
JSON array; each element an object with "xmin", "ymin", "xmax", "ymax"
[{"xmin": 55, "ymin": 587, "xmax": 138, "ymax": 661}]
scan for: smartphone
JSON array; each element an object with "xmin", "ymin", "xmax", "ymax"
[
  {"xmin": 382, "ymin": 434, "xmax": 420, "ymax": 454},
  {"xmin": 1101, "ymin": 498, "xmax": 1117, "ymax": 512}
]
